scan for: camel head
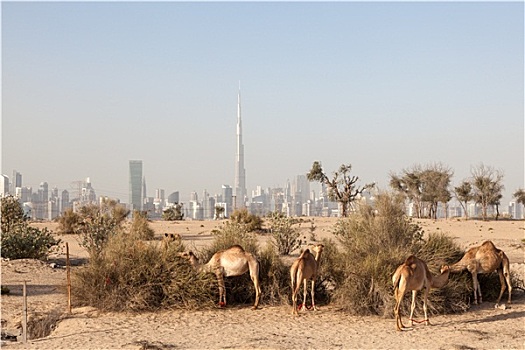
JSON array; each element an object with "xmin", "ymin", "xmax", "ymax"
[
  {"xmin": 311, "ymin": 244, "xmax": 325, "ymax": 255},
  {"xmin": 179, "ymin": 251, "xmax": 201, "ymax": 269}
]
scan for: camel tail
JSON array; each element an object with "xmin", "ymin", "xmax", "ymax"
[{"xmin": 392, "ymin": 265, "xmax": 402, "ymax": 291}]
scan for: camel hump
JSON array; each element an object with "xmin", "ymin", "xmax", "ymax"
[
  {"xmin": 481, "ymin": 240, "xmax": 496, "ymax": 249},
  {"xmin": 404, "ymin": 255, "xmax": 418, "ymax": 266},
  {"xmin": 228, "ymin": 245, "xmax": 246, "ymax": 252},
  {"xmin": 299, "ymin": 249, "xmax": 311, "ymax": 259}
]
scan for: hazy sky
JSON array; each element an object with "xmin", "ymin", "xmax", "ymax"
[{"xmin": 2, "ymin": 2, "xmax": 524, "ymax": 206}]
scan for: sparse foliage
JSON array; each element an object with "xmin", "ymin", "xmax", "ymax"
[
  {"xmin": 163, "ymin": 203, "xmax": 184, "ymax": 221},
  {"xmin": 57, "ymin": 208, "xmax": 82, "ymax": 234},
  {"xmin": 307, "ymin": 162, "xmax": 374, "ymax": 217},
  {"xmin": 229, "ymin": 208, "xmax": 263, "ymax": 232},
  {"xmin": 129, "ymin": 210, "xmax": 155, "ymax": 240},
  {"xmin": 390, "ymin": 163, "xmax": 452, "ymax": 219},
  {"xmin": 267, "ymin": 211, "xmax": 302, "ymax": 255},
  {"xmin": 214, "ymin": 205, "xmax": 225, "ymax": 220},
  {"xmin": 76, "ymin": 199, "xmax": 129, "ymax": 258},
  {"xmin": 454, "ymin": 181, "xmax": 473, "ymax": 219},
  {"xmin": 514, "ymin": 188, "xmax": 525, "ymax": 206},
  {"xmin": 471, "ymin": 163, "xmax": 504, "ymax": 220}
]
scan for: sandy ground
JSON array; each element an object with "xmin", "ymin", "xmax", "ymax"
[{"xmin": 1, "ymin": 218, "xmax": 524, "ymax": 349}]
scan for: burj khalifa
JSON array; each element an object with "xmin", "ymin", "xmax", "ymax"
[{"xmin": 234, "ymin": 85, "xmax": 247, "ymax": 209}]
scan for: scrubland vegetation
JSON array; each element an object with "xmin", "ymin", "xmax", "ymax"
[{"xmin": 2, "ymin": 193, "xmax": 521, "ymax": 317}]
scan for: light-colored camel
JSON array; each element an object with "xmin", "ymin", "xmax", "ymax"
[
  {"xmin": 182, "ymin": 245, "xmax": 261, "ymax": 309},
  {"xmin": 290, "ymin": 244, "xmax": 324, "ymax": 315},
  {"xmin": 392, "ymin": 255, "xmax": 450, "ymax": 331},
  {"xmin": 449, "ymin": 240, "xmax": 512, "ymax": 306}
]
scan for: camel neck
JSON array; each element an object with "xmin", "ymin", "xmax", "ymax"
[{"xmin": 430, "ymin": 269, "xmax": 450, "ymax": 289}]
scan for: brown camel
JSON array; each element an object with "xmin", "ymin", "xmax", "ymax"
[
  {"xmin": 392, "ymin": 255, "xmax": 450, "ymax": 331},
  {"xmin": 290, "ymin": 244, "xmax": 324, "ymax": 315},
  {"xmin": 449, "ymin": 240, "xmax": 512, "ymax": 306},
  {"xmin": 182, "ymin": 245, "xmax": 261, "ymax": 309}
]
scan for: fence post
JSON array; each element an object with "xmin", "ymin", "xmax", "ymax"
[
  {"xmin": 66, "ymin": 242, "xmax": 71, "ymax": 314},
  {"xmin": 22, "ymin": 281, "xmax": 27, "ymax": 343}
]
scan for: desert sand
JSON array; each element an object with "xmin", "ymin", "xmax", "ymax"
[{"xmin": 1, "ymin": 218, "xmax": 524, "ymax": 349}]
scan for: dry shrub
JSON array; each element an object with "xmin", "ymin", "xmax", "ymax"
[
  {"xmin": 72, "ymin": 231, "xmax": 216, "ymax": 311},
  {"xmin": 329, "ymin": 192, "xmax": 470, "ymax": 316},
  {"xmin": 21, "ymin": 309, "xmax": 63, "ymax": 340},
  {"xmin": 257, "ymin": 243, "xmax": 289, "ymax": 304},
  {"xmin": 198, "ymin": 221, "xmax": 291, "ymax": 307},
  {"xmin": 129, "ymin": 210, "xmax": 155, "ymax": 240}
]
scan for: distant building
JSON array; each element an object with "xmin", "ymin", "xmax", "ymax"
[
  {"xmin": 167, "ymin": 191, "xmax": 180, "ymax": 205},
  {"xmin": 11, "ymin": 170, "xmax": 22, "ymax": 193},
  {"xmin": 0, "ymin": 175, "xmax": 9, "ymax": 197},
  {"xmin": 222, "ymin": 185, "xmax": 233, "ymax": 214},
  {"xmin": 234, "ymin": 87, "xmax": 247, "ymax": 209},
  {"xmin": 129, "ymin": 160, "xmax": 143, "ymax": 211}
]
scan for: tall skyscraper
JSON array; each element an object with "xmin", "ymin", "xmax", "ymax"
[
  {"xmin": 129, "ymin": 160, "xmax": 143, "ymax": 211},
  {"xmin": 234, "ymin": 85, "xmax": 247, "ymax": 209}
]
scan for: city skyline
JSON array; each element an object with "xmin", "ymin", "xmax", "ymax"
[{"xmin": 2, "ymin": 2, "xmax": 523, "ymax": 206}]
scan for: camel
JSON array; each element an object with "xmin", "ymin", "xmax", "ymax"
[
  {"xmin": 392, "ymin": 255, "xmax": 450, "ymax": 331},
  {"xmin": 182, "ymin": 245, "xmax": 261, "ymax": 309},
  {"xmin": 290, "ymin": 244, "xmax": 324, "ymax": 315},
  {"xmin": 449, "ymin": 240, "xmax": 512, "ymax": 306}
]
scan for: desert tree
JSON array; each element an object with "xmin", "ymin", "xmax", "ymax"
[
  {"xmin": 390, "ymin": 163, "xmax": 452, "ymax": 219},
  {"xmin": 307, "ymin": 162, "xmax": 375, "ymax": 217},
  {"xmin": 453, "ymin": 181, "xmax": 473, "ymax": 219},
  {"xmin": 470, "ymin": 163, "xmax": 504, "ymax": 220},
  {"xmin": 390, "ymin": 166, "xmax": 424, "ymax": 217},
  {"xmin": 420, "ymin": 163, "xmax": 453, "ymax": 219},
  {"xmin": 163, "ymin": 203, "xmax": 184, "ymax": 221},
  {"xmin": 214, "ymin": 205, "xmax": 225, "ymax": 220},
  {"xmin": 514, "ymin": 188, "xmax": 525, "ymax": 206}
]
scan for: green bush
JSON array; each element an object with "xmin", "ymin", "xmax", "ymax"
[
  {"xmin": 1, "ymin": 195, "xmax": 27, "ymax": 233},
  {"xmin": 1, "ymin": 222, "xmax": 61, "ymax": 260},
  {"xmin": 1, "ymin": 196, "xmax": 61, "ymax": 260}
]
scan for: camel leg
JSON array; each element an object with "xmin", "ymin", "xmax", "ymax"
[
  {"xmin": 470, "ymin": 271, "xmax": 480, "ymax": 304},
  {"xmin": 250, "ymin": 263, "xmax": 261, "ymax": 310},
  {"xmin": 422, "ymin": 286, "xmax": 430, "ymax": 326},
  {"xmin": 409, "ymin": 290, "xmax": 417, "ymax": 327},
  {"xmin": 311, "ymin": 280, "xmax": 317, "ymax": 311},
  {"xmin": 495, "ymin": 268, "xmax": 506, "ymax": 306},
  {"xmin": 292, "ymin": 270, "xmax": 303, "ymax": 315},
  {"xmin": 502, "ymin": 257, "xmax": 512, "ymax": 304},
  {"xmin": 300, "ymin": 279, "xmax": 308, "ymax": 312},
  {"xmin": 215, "ymin": 270, "xmax": 226, "ymax": 307},
  {"xmin": 394, "ymin": 287, "xmax": 405, "ymax": 331}
]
